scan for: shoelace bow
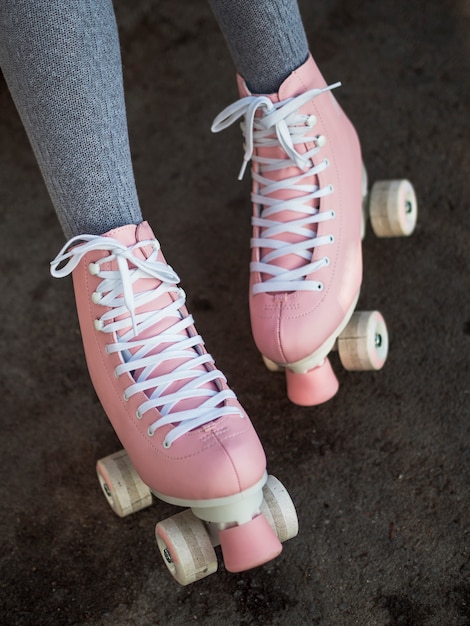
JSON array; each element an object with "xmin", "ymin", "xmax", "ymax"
[
  {"xmin": 51, "ymin": 236, "xmax": 242, "ymax": 447},
  {"xmin": 212, "ymin": 83, "xmax": 341, "ymax": 294}
]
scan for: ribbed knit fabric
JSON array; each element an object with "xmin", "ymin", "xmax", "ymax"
[
  {"xmin": 0, "ymin": 0, "xmax": 143, "ymax": 238},
  {"xmin": 0, "ymin": 1, "xmax": 309, "ymax": 238},
  {"xmin": 208, "ymin": 0, "xmax": 309, "ymax": 94}
]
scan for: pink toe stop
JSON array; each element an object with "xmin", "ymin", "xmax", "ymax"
[
  {"xmin": 286, "ymin": 358, "xmax": 339, "ymax": 406},
  {"xmin": 219, "ymin": 514, "xmax": 282, "ymax": 573}
]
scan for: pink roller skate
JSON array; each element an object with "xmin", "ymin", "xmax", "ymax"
[
  {"xmin": 50, "ymin": 222, "xmax": 298, "ymax": 585},
  {"xmin": 212, "ymin": 55, "xmax": 417, "ymax": 406}
]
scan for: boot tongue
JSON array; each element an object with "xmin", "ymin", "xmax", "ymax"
[
  {"xmin": 238, "ymin": 56, "xmax": 324, "ymax": 277},
  {"xmin": 102, "ymin": 222, "xmax": 171, "ymax": 332},
  {"xmin": 101, "ymin": 222, "xmax": 221, "ymax": 414}
]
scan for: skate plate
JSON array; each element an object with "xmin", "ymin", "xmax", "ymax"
[{"xmin": 96, "ymin": 450, "xmax": 298, "ymax": 585}]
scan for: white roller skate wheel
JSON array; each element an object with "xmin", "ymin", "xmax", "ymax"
[
  {"xmin": 369, "ymin": 179, "xmax": 417, "ymax": 237},
  {"xmin": 262, "ymin": 355, "xmax": 283, "ymax": 373},
  {"xmin": 96, "ymin": 450, "xmax": 153, "ymax": 518},
  {"xmin": 155, "ymin": 510, "xmax": 218, "ymax": 586},
  {"xmin": 261, "ymin": 475, "xmax": 299, "ymax": 543},
  {"xmin": 337, "ymin": 311, "xmax": 388, "ymax": 371}
]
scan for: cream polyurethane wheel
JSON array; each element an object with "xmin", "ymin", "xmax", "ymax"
[
  {"xmin": 96, "ymin": 449, "xmax": 153, "ymax": 518},
  {"xmin": 337, "ymin": 311, "xmax": 388, "ymax": 371},
  {"xmin": 155, "ymin": 510, "xmax": 218, "ymax": 586},
  {"xmin": 262, "ymin": 355, "xmax": 283, "ymax": 373},
  {"xmin": 369, "ymin": 179, "xmax": 417, "ymax": 237},
  {"xmin": 260, "ymin": 475, "xmax": 299, "ymax": 543}
]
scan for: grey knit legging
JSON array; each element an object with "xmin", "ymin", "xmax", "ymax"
[{"xmin": 0, "ymin": 0, "xmax": 308, "ymax": 239}]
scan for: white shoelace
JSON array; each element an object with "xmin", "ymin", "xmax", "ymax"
[
  {"xmin": 51, "ymin": 235, "xmax": 242, "ymax": 447},
  {"xmin": 212, "ymin": 84, "xmax": 340, "ymax": 294}
]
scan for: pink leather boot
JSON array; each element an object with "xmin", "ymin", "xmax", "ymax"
[
  {"xmin": 212, "ymin": 54, "xmax": 364, "ymax": 406},
  {"xmin": 51, "ymin": 222, "xmax": 298, "ymax": 584}
]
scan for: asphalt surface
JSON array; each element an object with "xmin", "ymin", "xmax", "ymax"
[{"xmin": 1, "ymin": 0, "xmax": 469, "ymax": 624}]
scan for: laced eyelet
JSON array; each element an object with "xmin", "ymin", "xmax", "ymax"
[
  {"xmin": 92, "ymin": 292, "xmax": 102, "ymax": 304},
  {"xmin": 136, "ymin": 409, "xmax": 142, "ymax": 420},
  {"xmin": 329, "ymin": 235, "xmax": 335, "ymax": 243},
  {"xmin": 163, "ymin": 439, "xmax": 171, "ymax": 449},
  {"xmin": 88, "ymin": 262, "xmax": 100, "ymax": 275},
  {"xmin": 317, "ymin": 283, "xmax": 324, "ymax": 291},
  {"xmin": 324, "ymin": 257, "xmax": 330, "ymax": 266},
  {"xmin": 147, "ymin": 427, "xmax": 155, "ymax": 438},
  {"xmin": 306, "ymin": 114, "xmax": 317, "ymax": 127},
  {"xmin": 123, "ymin": 392, "xmax": 129, "ymax": 402},
  {"xmin": 314, "ymin": 134, "xmax": 327, "ymax": 148},
  {"xmin": 94, "ymin": 319, "xmax": 104, "ymax": 331}
]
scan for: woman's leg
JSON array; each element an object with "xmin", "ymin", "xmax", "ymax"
[
  {"xmin": 0, "ymin": 0, "xmax": 293, "ymax": 580},
  {"xmin": 210, "ymin": 0, "xmax": 365, "ymax": 406},
  {"xmin": 0, "ymin": 0, "xmax": 142, "ymax": 238},
  {"xmin": 207, "ymin": 0, "xmax": 309, "ymax": 93}
]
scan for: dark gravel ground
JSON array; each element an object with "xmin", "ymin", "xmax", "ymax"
[{"xmin": 1, "ymin": 1, "xmax": 469, "ymax": 624}]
